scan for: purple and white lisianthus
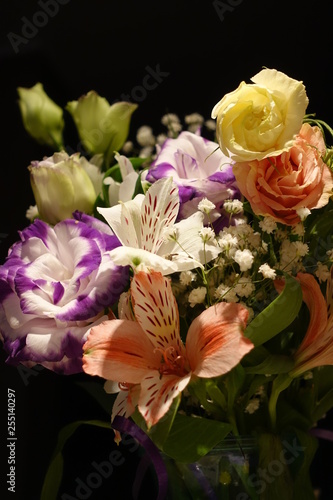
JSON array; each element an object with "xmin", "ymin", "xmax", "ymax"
[
  {"xmin": 0, "ymin": 211, "xmax": 129, "ymax": 374},
  {"xmin": 145, "ymin": 131, "xmax": 240, "ymax": 230}
]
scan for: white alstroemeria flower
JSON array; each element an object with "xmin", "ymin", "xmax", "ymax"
[
  {"xmin": 97, "ymin": 177, "xmax": 220, "ymax": 275},
  {"xmin": 104, "ymin": 153, "xmax": 139, "ymax": 207}
]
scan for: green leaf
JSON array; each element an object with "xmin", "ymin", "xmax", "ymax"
[
  {"xmin": 132, "ymin": 395, "xmax": 181, "ymax": 449},
  {"xmin": 224, "ymin": 364, "xmax": 246, "ymax": 413},
  {"xmin": 274, "ymin": 398, "xmax": 313, "ymax": 432},
  {"xmin": 40, "ymin": 453, "xmax": 64, "ymax": 500},
  {"xmin": 312, "ymin": 388, "xmax": 333, "ymax": 423},
  {"xmin": 40, "ymin": 419, "xmax": 111, "ymax": 500},
  {"xmin": 314, "ymin": 365, "xmax": 333, "ymax": 397},
  {"xmin": 244, "ymin": 354, "xmax": 294, "ymax": 375},
  {"xmin": 162, "ymin": 414, "xmax": 232, "ymax": 463},
  {"xmin": 245, "ymin": 273, "xmax": 303, "ymax": 346},
  {"xmin": 103, "ymin": 163, "xmax": 122, "ymax": 182},
  {"xmin": 127, "ymin": 156, "xmax": 150, "ymax": 170},
  {"xmin": 205, "ymin": 379, "xmax": 227, "ymax": 411},
  {"xmin": 132, "ymin": 170, "xmax": 146, "ymax": 198},
  {"xmin": 242, "ymin": 344, "xmax": 270, "ymax": 366}
]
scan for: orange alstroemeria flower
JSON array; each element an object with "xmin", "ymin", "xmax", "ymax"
[
  {"xmin": 83, "ymin": 270, "xmax": 254, "ymax": 429},
  {"xmin": 276, "ymin": 270, "xmax": 333, "ymax": 377}
]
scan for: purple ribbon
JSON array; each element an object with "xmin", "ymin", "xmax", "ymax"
[
  {"xmin": 188, "ymin": 463, "xmax": 219, "ymax": 500},
  {"xmin": 112, "ymin": 415, "xmax": 168, "ymax": 500},
  {"xmin": 310, "ymin": 427, "xmax": 333, "ymax": 442}
]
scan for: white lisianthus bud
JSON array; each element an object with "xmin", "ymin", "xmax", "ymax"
[
  {"xmin": 29, "ymin": 152, "xmax": 97, "ymax": 225},
  {"xmin": 17, "ymin": 82, "xmax": 64, "ymax": 150},
  {"xmin": 66, "ymin": 91, "xmax": 137, "ymax": 165}
]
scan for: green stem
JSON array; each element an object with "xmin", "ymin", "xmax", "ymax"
[{"xmin": 268, "ymin": 374, "xmax": 292, "ymax": 431}]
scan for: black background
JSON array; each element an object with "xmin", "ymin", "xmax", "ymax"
[{"xmin": 1, "ymin": 1, "xmax": 333, "ymax": 499}]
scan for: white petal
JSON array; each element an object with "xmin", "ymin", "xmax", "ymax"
[
  {"xmin": 114, "ymin": 153, "xmax": 135, "ymax": 178},
  {"xmin": 140, "ymin": 177, "xmax": 179, "ymax": 253},
  {"xmin": 118, "ymin": 171, "xmax": 138, "ymax": 202},
  {"xmin": 109, "ymin": 247, "xmax": 178, "ymax": 275},
  {"xmin": 98, "ymin": 195, "xmax": 144, "ymax": 247}
]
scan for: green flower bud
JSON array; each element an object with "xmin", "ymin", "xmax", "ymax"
[
  {"xmin": 29, "ymin": 152, "xmax": 97, "ymax": 225},
  {"xmin": 66, "ymin": 91, "xmax": 137, "ymax": 166},
  {"xmin": 17, "ymin": 83, "xmax": 65, "ymax": 150}
]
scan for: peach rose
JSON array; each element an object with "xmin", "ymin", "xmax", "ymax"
[{"xmin": 232, "ymin": 123, "xmax": 333, "ymax": 225}]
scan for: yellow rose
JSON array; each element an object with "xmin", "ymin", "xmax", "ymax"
[{"xmin": 211, "ymin": 68, "xmax": 309, "ymax": 162}]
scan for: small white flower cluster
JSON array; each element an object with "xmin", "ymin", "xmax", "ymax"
[
  {"xmin": 244, "ymin": 385, "xmax": 265, "ymax": 414},
  {"xmin": 176, "ymin": 221, "xmax": 270, "ymax": 311},
  {"xmin": 122, "ymin": 111, "xmax": 217, "ymax": 159},
  {"xmin": 223, "ymin": 199, "xmax": 244, "ymax": 215},
  {"xmin": 177, "ymin": 202, "xmax": 327, "ymax": 318}
]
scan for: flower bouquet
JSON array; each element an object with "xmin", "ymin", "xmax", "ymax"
[{"xmin": 2, "ymin": 68, "xmax": 333, "ymax": 499}]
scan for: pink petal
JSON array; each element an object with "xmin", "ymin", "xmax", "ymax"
[
  {"xmin": 275, "ymin": 273, "xmax": 328, "ymax": 353},
  {"xmin": 82, "ymin": 319, "xmax": 160, "ymax": 383},
  {"xmin": 296, "ymin": 273, "xmax": 328, "ymax": 351},
  {"xmin": 139, "ymin": 372, "xmax": 191, "ymax": 428},
  {"xmin": 291, "ymin": 272, "xmax": 330, "ymax": 372},
  {"xmin": 131, "ymin": 270, "xmax": 185, "ymax": 354},
  {"xmin": 186, "ymin": 302, "xmax": 254, "ymax": 377}
]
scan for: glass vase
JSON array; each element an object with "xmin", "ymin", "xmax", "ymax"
[{"xmin": 161, "ymin": 436, "xmax": 258, "ymax": 499}]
